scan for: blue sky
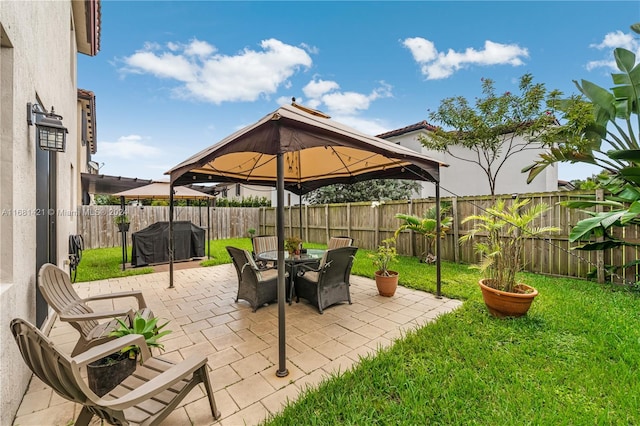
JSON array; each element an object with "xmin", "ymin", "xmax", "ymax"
[{"xmin": 80, "ymin": 1, "xmax": 640, "ymax": 185}]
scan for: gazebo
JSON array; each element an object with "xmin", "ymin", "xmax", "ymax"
[{"xmin": 166, "ymin": 102, "xmax": 447, "ymax": 377}]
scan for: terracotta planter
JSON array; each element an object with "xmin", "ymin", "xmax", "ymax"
[
  {"xmin": 478, "ymin": 279, "xmax": 538, "ymax": 318},
  {"xmin": 375, "ymin": 270, "xmax": 399, "ymax": 297},
  {"xmin": 87, "ymin": 353, "xmax": 137, "ymax": 396}
]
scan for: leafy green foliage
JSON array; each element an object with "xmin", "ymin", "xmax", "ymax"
[
  {"xmin": 460, "ymin": 198, "xmax": 559, "ymax": 292},
  {"xmin": 394, "ymin": 204, "xmax": 453, "ymax": 263},
  {"xmin": 305, "ymin": 180, "xmax": 421, "ymax": 204},
  {"xmin": 368, "ymin": 237, "xmax": 398, "ymax": 276},
  {"xmin": 424, "ymin": 73, "xmax": 561, "ymax": 195},
  {"xmin": 215, "ymin": 195, "xmax": 271, "ymax": 207},
  {"xmin": 525, "ymin": 23, "xmax": 640, "ymax": 286},
  {"xmin": 109, "ymin": 314, "xmax": 171, "ymax": 359}
]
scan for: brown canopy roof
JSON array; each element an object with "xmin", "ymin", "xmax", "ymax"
[
  {"xmin": 113, "ymin": 182, "xmax": 214, "ymax": 200},
  {"xmin": 167, "ymin": 103, "xmax": 447, "ymax": 194}
]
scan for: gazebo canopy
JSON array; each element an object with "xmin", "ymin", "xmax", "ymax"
[
  {"xmin": 113, "ymin": 182, "xmax": 214, "ymax": 200},
  {"xmin": 168, "ymin": 103, "xmax": 447, "ymax": 193}
]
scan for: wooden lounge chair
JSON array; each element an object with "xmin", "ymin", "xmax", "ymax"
[
  {"xmin": 38, "ymin": 263, "xmax": 153, "ymax": 356},
  {"xmin": 328, "ymin": 236, "xmax": 354, "ymax": 250},
  {"xmin": 227, "ymin": 246, "xmax": 284, "ymax": 312},
  {"xmin": 295, "ymin": 246, "xmax": 358, "ymax": 314},
  {"xmin": 10, "ymin": 318, "xmax": 221, "ymax": 426}
]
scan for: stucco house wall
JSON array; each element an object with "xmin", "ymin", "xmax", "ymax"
[
  {"xmin": 380, "ymin": 126, "xmax": 558, "ymax": 198},
  {"xmin": 0, "ymin": 2, "xmax": 96, "ymax": 423}
]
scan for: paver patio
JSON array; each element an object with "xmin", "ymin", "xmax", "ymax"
[{"xmin": 12, "ymin": 263, "xmax": 462, "ymax": 425}]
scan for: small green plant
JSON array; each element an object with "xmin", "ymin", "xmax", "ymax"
[
  {"xmin": 109, "ymin": 313, "xmax": 172, "ymax": 360},
  {"xmin": 395, "ymin": 204, "xmax": 453, "ymax": 264},
  {"xmin": 460, "ymin": 198, "xmax": 559, "ymax": 293},
  {"xmin": 284, "ymin": 236, "xmax": 303, "ymax": 253},
  {"xmin": 114, "ymin": 214, "xmax": 130, "ymax": 225},
  {"xmin": 369, "ymin": 237, "xmax": 398, "ymax": 276},
  {"xmin": 247, "ymin": 227, "xmax": 256, "ymax": 238}
]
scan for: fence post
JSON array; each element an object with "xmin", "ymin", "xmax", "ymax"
[
  {"xmin": 325, "ymin": 205, "xmax": 330, "ymax": 243},
  {"xmin": 452, "ymin": 196, "xmax": 459, "ymax": 263},
  {"xmin": 347, "ymin": 203, "xmax": 351, "ymax": 238},
  {"xmin": 408, "ymin": 199, "xmax": 414, "ymax": 257},
  {"xmin": 596, "ymin": 189, "xmax": 605, "ymax": 283}
]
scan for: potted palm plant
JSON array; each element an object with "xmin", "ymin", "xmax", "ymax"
[
  {"xmin": 369, "ymin": 237, "xmax": 399, "ymax": 296},
  {"xmin": 460, "ymin": 198, "xmax": 559, "ymax": 318},
  {"xmin": 87, "ymin": 314, "xmax": 171, "ymax": 396}
]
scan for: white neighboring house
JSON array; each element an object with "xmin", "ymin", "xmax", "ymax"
[
  {"xmin": 0, "ymin": 1, "xmax": 100, "ymax": 423},
  {"xmin": 377, "ymin": 121, "xmax": 558, "ymax": 198}
]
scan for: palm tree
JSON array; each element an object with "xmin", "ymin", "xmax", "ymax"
[{"xmin": 395, "ymin": 205, "xmax": 453, "ymax": 263}]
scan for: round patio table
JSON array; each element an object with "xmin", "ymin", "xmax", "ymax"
[{"xmin": 258, "ymin": 249, "xmax": 326, "ymax": 304}]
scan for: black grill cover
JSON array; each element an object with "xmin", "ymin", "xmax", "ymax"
[{"xmin": 131, "ymin": 221, "xmax": 205, "ymax": 267}]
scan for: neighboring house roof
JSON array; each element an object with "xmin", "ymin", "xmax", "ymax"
[
  {"xmin": 72, "ymin": 0, "xmax": 101, "ymax": 56},
  {"xmin": 376, "ymin": 120, "xmax": 437, "ymax": 139},
  {"xmin": 78, "ymin": 89, "xmax": 97, "ymax": 154},
  {"xmin": 558, "ymin": 180, "xmax": 576, "ymax": 191}
]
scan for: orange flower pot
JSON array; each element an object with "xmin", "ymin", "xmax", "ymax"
[{"xmin": 478, "ymin": 279, "xmax": 538, "ymax": 318}]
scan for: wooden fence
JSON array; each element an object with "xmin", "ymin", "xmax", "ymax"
[
  {"xmin": 78, "ymin": 190, "xmax": 639, "ymax": 284},
  {"xmin": 258, "ymin": 190, "xmax": 638, "ymax": 284},
  {"xmin": 77, "ymin": 206, "xmax": 259, "ymax": 249}
]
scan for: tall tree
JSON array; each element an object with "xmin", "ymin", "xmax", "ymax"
[
  {"xmin": 305, "ymin": 179, "xmax": 421, "ymax": 204},
  {"xmin": 423, "ymin": 73, "xmax": 561, "ymax": 196}
]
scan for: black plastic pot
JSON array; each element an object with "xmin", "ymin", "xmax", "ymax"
[{"xmin": 87, "ymin": 353, "xmax": 136, "ymax": 396}]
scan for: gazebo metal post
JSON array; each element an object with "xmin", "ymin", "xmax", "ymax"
[
  {"xmin": 120, "ymin": 196, "xmax": 126, "ymax": 271},
  {"xmin": 436, "ymin": 183, "xmax": 441, "ymax": 298},
  {"xmin": 207, "ymin": 198, "xmax": 211, "ymax": 259},
  {"xmin": 298, "ymin": 197, "xmax": 303, "ymax": 240},
  {"xmin": 169, "ymin": 184, "xmax": 175, "ymax": 289},
  {"xmin": 276, "ymin": 152, "xmax": 288, "ymax": 377}
]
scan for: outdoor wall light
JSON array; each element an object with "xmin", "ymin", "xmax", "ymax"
[{"xmin": 27, "ymin": 103, "xmax": 68, "ymax": 152}]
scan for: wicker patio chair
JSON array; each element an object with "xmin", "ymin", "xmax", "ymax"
[
  {"xmin": 227, "ymin": 246, "xmax": 286, "ymax": 312},
  {"xmin": 10, "ymin": 318, "xmax": 221, "ymax": 426},
  {"xmin": 295, "ymin": 246, "xmax": 358, "ymax": 314},
  {"xmin": 328, "ymin": 236, "xmax": 354, "ymax": 250},
  {"xmin": 251, "ymin": 235, "xmax": 278, "ymax": 267},
  {"xmin": 38, "ymin": 263, "xmax": 153, "ymax": 356}
]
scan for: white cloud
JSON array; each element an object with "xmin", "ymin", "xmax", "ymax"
[
  {"xmin": 302, "ymin": 78, "xmax": 392, "ymax": 116},
  {"xmin": 97, "ymin": 135, "xmax": 161, "ymax": 160},
  {"xmin": 590, "ymin": 30, "xmax": 636, "ymax": 51},
  {"xmin": 303, "ymin": 79, "xmax": 340, "ymax": 98},
  {"xmin": 403, "ymin": 37, "xmax": 529, "ymax": 80},
  {"xmin": 121, "ymin": 38, "xmax": 313, "ymax": 104},
  {"xmin": 403, "ymin": 37, "xmax": 437, "ymax": 62},
  {"xmin": 586, "ymin": 30, "xmax": 640, "ymax": 72}
]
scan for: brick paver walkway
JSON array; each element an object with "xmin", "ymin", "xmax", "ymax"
[{"xmin": 13, "ymin": 264, "xmax": 462, "ymax": 425}]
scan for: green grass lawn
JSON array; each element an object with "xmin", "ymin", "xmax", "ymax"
[{"xmin": 75, "ymin": 239, "xmax": 640, "ymax": 424}]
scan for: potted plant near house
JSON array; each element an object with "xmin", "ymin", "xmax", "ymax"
[
  {"xmin": 114, "ymin": 214, "xmax": 130, "ymax": 233},
  {"xmin": 87, "ymin": 314, "xmax": 171, "ymax": 396},
  {"xmin": 460, "ymin": 198, "xmax": 559, "ymax": 318},
  {"xmin": 284, "ymin": 236, "xmax": 303, "ymax": 255},
  {"xmin": 369, "ymin": 237, "xmax": 399, "ymax": 297}
]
